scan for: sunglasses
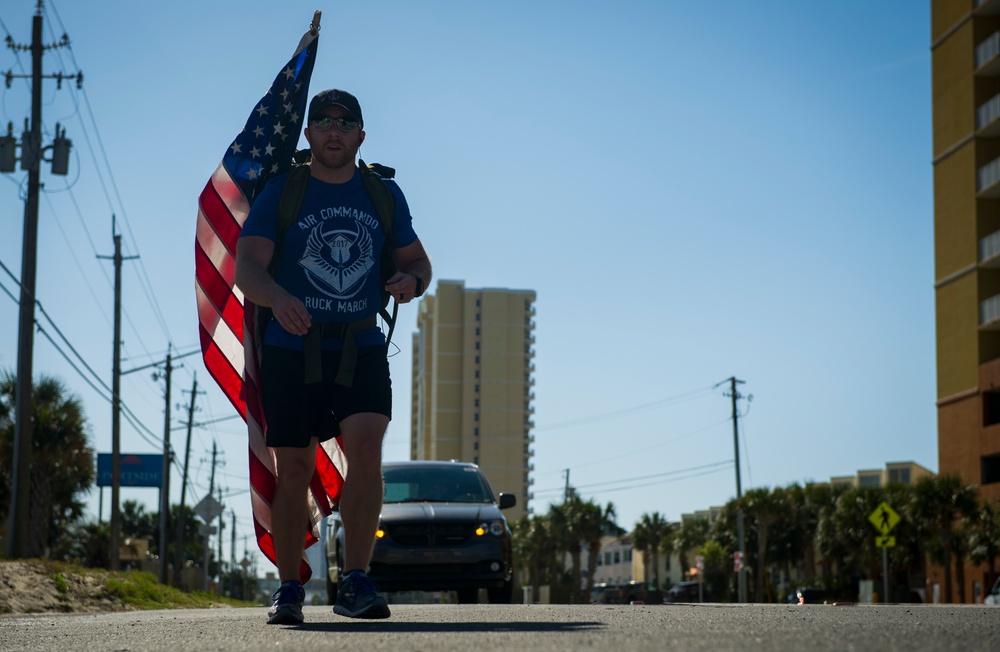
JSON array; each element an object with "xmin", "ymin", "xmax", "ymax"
[{"xmin": 311, "ymin": 116, "xmax": 360, "ymax": 132}]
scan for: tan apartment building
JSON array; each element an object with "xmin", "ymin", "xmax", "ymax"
[
  {"xmin": 827, "ymin": 461, "xmax": 936, "ymax": 490},
  {"xmin": 411, "ymin": 280, "xmax": 536, "ymax": 520}
]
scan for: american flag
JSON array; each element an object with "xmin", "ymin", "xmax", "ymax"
[{"xmin": 194, "ymin": 18, "xmax": 346, "ymax": 583}]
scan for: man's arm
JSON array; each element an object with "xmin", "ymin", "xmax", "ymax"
[
  {"xmin": 234, "ymin": 236, "xmax": 312, "ymax": 335},
  {"xmin": 385, "ymin": 237, "xmax": 432, "ymax": 304}
]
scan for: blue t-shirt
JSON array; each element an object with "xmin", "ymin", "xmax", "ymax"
[{"xmin": 240, "ymin": 167, "xmax": 418, "ymax": 350}]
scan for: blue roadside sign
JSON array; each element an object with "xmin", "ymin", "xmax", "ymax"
[{"xmin": 97, "ymin": 453, "xmax": 163, "ymax": 488}]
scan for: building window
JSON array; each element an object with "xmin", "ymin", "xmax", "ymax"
[
  {"xmin": 475, "ymin": 355, "xmax": 480, "ymax": 364},
  {"xmin": 888, "ymin": 468, "xmax": 911, "ymax": 484},
  {"xmin": 475, "ymin": 370, "xmax": 479, "ymax": 378},
  {"xmin": 474, "ymin": 427, "xmax": 479, "ymax": 436},
  {"xmin": 476, "ymin": 299, "xmax": 481, "ymax": 307},
  {"xmin": 983, "ymin": 454, "xmax": 1000, "ymax": 484},
  {"xmin": 859, "ymin": 475, "xmax": 880, "ymax": 488},
  {"xmin": 476, "ymin": 342, "xmax": 480, "ymax": 350},
  {"xmin": 475, "ymin": 399, "xmax": 479, "ymax": 407},
  {"xmin": 476, "ymin": 313, "xmax": 480, "ymax": 321},
  {"xmin": 986, "ymin": 391, "xmax": 1000, "ymax": 426},
  {"xmin": 475, "ymin": 384, "xmax": 479, "ymax": 393},
  {"xmin": 474, "ymin": 441, "xmax": 479, "ymax": 451},
  {"xmin": 474, "ymin": 413, "xmax": 479, "ymax": 421},
  {"xmin": 604, "ymin": 552, "xmax": 612, "ymax": 565},
  {"xmin": 613, "ymin": 551, "xmax": 620, "ymax": 564},
  {"xmin": 625, "ymin": 549, "xmax": 632, "ymax": 562},
  {"xmin": 476, "ymin": 327, "xmax": 480, "ymax": 335}
]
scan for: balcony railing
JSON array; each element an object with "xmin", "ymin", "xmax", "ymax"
[
  {"xmin": 979, "ymin": 93, "xmax": 1000, "ymax": 131},
  {"xmin": 978, "ymin": 157, "xmax": 1000, "ymax": 195},
  {"xmin": 981, "ymin": 230, "xmax": 1000, "ymax": 266},
  {"xmin": 981, "ymin": 293, "xmax": 1000, "ymax": 328},
  {"xmin": 978, "ymin": 32, "xmax": 1000, "ymax": 70}
]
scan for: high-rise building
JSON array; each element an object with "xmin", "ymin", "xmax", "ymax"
[
  {"xmin": 411, "ymin": 280, "xmax": 536, "ymax": 519},
  {"xmin": 931, "ymin": 0, "xmax": 1000, "ymax": 603},
  {"xmin": 931, "ymin": 0, "xmax": 1000, "ymax": 506}
]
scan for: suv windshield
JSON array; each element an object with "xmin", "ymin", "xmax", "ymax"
[{"xmin": 383, "ymin": 465, "xmax": 493, "ymax": 504}]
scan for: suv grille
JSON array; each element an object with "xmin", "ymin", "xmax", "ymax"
[{"xmin": 388, "ymin": 522, "xmax": 474, "ymax": 546}]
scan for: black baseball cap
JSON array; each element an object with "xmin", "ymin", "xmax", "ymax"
[{"xmin": 308, "ymin": 89, "xmax": 364, "ymax": 127}]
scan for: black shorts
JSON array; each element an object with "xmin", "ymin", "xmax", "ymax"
[{"xmin": 261, "ymin": 344, "xmax": 392, "ymax": 448}]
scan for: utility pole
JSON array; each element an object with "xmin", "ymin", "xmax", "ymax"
[
  {"xmin": 230, "ymin": 508, "xmax": 237, "ymax": 596},
  {"xmin": 122, "ymin": 347, "xmax": 199, "ymax": 584},
  {"xmin": 98, "ymin": 221, "xmax": 138, "ymax": 570},
  {"xmin": 175, "ymin": 374, "xmax": 199, "ymax": 587},
  {"xmin": 203, "ymin": 441, "xmax": 218, "ymax": 591},
  {"xmin": 157, "ymin": 351, "xmax": 173, "ymax": 585},
  {"xmin": 715, "ymin": 376, "xmax": 748, "ymax": 602},
  {"xmin": 4, "ymin": 0, "xmax": 79, "ymax": 559},
  {"xmin": 727, "ymin": 377, "xmax": 747, "ymax": 603},
  {"xmin": 217, "ymin": 485, "xmax": 224, "ymax": 589},
  {"xmin": 563, "ymin": 468, "xmax": 570, "ymax": 502}
]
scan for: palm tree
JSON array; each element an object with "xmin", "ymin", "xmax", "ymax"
[
  {"xmin": 633, "ymin": 512, "xmax": 670, "ymax": 589},
  {"xmin": 511, "ymin": 514, "xmax": 555, "ymax": 601},
  {"xmin": 580, "ymin": 500, "xmax": 617, "ymax": 603},
  {"xmin": 740, "ymin": 487, "xmax": 791, "ymax": 602},
  {"xmin": 673, "ymin": 518, "xmax": 710, "ymax": 580},
  {"xmin": 550, "ymin": 497, "xmax": 590, "ymax": 602},
  {"xmin": 0, "ymin": 371, "xmax": 95, "ymax": 558},
  {"xmin": 966, "ymin": 500, "xmax": 1000, "ymax": 582},
  {"xmin": 908, "ymin": 474, "xmax": 979, "ymax": 603}
]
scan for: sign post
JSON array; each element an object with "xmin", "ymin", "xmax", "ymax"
[{"xmin": 868, "ymin": 501, "xmax": 900, "ymax": 603}]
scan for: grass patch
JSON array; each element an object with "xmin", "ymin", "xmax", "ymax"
[
  {"xmin": 3, "ymin": 559, "xmax": 258, "ymax": 612},
  {"xmin": 50, "ymin": 572, "xmax": 69, "ymax": 595}
]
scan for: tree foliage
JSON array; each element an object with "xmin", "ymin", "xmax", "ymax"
[{"xmin": 0, "ymin": 371, "xmax": 95, "ymax": 557}]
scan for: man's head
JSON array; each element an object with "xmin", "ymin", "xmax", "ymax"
[
  {"xmin": 304, "ymin": 89, "xmax": 366, "ymax": 178},
  {"xmin": 308, "ymin": 89, "xmax": 363, "ymax": 127}
]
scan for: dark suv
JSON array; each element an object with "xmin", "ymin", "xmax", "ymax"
[{"xmin": 324, "ymin": 460, "xmax": 516, "ymax": 604}]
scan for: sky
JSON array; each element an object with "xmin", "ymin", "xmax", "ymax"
[{"xmin": 0, "ymin": 1, "xmax": 934, "ymax": 572}]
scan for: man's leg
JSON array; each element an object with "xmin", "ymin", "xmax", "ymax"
[
  {"xmin": 266, "ymin": 440, "xmax": 316, "ymax": 624},
  {"xmin": 272, "ymin": 440, "xmax": 318, "ymax": 582},
  {"xmin": 337, "ymin": 412, "xmax": 388, "ymax": 572},
  {"xmin": 333, "ymin": 412, "xmax": 391, "ymax": 619}
]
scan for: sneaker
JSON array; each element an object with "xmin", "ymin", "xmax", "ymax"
[
  {"xmin": 333, "ymin": 571, "xmax": 391, "ymax": 619},
  {"xmin": 267, "ymin": 580, "xmax": 305, "ymax": 625}
]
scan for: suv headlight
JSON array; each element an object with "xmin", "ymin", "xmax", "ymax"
[{"xmin": 477, "ymin": 520, "xmax": 506, "ymax": 537}]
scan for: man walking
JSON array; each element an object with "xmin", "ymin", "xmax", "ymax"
[{"xmin": 235, "ymin": 89, "xmax": 431, "ymax": 623}]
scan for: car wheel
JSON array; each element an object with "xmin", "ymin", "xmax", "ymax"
[
  {"xmin": 456, "ymin": 588, "xmax": 479, "ymax": 604},
  {"xmin": 487, "ymin": 579, "xmax": 513, "ymax": 604}
]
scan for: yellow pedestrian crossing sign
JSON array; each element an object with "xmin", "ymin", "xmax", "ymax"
[
  {"xmin": 875, "ymin": 535, "xmax": 896, "ymax": 548},
  {"xmin": 869, "ymin": 501, "xmax": 900, "ymax": 535}
]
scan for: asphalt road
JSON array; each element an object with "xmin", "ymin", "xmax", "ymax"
[{"xmin": 1, "ymin": 603, "xmax": 998, "ymax": 652}]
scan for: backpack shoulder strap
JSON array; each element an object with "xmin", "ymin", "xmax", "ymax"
[
  {"xmin": 270, "ymin": 164, "xmax": 312, "ymax": 275},
  {"xmin": 358, "ymin": 158, "xmax": 399, "ymax": 345}
]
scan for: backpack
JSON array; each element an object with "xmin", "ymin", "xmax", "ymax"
[{"xmin": 264, "ymin": 154, "xmax": 400, "ymax": 386}]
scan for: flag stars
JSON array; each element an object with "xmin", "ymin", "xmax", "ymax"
[
  {"xmin": 249, "ymin": 146, "xmax": 261, "ymax": 159},
  {"xmin": 273, "ymin": 122, "xmax": 285, "ymax": 138},
  {"xmin": 289, "ymin": 111, "xmax": 300, "ymax": 125},
  {"xmin": 280, "ymin": 88, "xmax": 290, "ymax": 101},
  {"xmin": 253, "ymin": 125, "xmax": 265, "ymax": 138},
  {"xmin": 283, "ymin": 102, "xmax": 293, "ymax": 114},
  {"xmin": 256, "ymin": 103, "xmax": 269, "ymax": 118},
  {"xmin": 282, "ymin": 66, "xmax": 295, "ymax": 80},
  {"xmin": 265, "ymin": 143, "xmax": 275, "ymax": 157},
  {"xmin": 230, "ymin": 142, "xmax": 242, "ymax": 155},
  {"xmin": 246, "ymin": 165, "xmax": 260, "ymax": 180}
]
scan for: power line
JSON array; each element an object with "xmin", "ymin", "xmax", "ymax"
[{"xmin": 534, "ymin": 385, "xmax": 715, "ymax": 432}]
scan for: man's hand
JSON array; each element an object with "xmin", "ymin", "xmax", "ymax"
[
  {"xmin": 384, "ymin": 272, "xmax": 419, "ymax": 304},
  {"xmin": 271, "ymin": 291, "xmax": 312, "ymax": 335}
]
